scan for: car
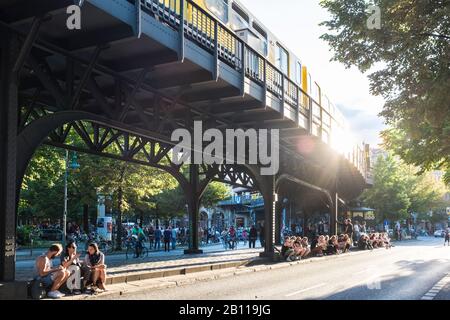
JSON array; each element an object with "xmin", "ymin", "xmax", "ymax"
[
  {"xmin": 39, "ymin": 229, "xmax": 63, "ymax": 241},
  {"xmin": 434, "ymin": 230, "xmax": 445, "ymax": 238}
]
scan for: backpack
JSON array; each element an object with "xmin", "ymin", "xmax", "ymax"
[{"xmin": 29, "ymin": 278, "xmax": 47, "ymax": 300}]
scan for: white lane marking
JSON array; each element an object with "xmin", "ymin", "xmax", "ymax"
[
  {"xmin": 285, "ymin": 283, "xmax": 327, "ymax": 297},
  {"xmin": 421, "ymin": 273, "xmax": 450, "ymax": 300}
]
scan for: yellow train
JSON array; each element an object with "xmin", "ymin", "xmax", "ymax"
[{"xmin": 156, "ymin": 0, "xmax": 364, "ymax": 172}]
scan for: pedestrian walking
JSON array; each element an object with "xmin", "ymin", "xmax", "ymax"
[
  {"xmin": 154, "ymin": 227, "xmax": 162, "ymax": 250},
  {"xmin": 445, "ymin": 229, "xmax": 450, "ymax": 246},
  {"xmin": 148, "ymin": 226, "xmax": 155, "ymax": 249},
  {"xmin": 242, "ymin": 228, "xmax": 248, "ymax": 246},
  {"xmin": 249, "ymin": 225, "xmax": 257, "ymax": 249},
  {"xmin": 228, "ymin": 226, "xmax": 236, "ymax": 249},
  {"xmin": 163, "ymin": 226, "xmax": 172, "ymax": 252},
  {"xmin": 259, "ymin": 224, "xmax": 265, "ymax": 249},
  {"xmin": 171, "ymin": 226, "xmax": 177, "ymax": 250}
]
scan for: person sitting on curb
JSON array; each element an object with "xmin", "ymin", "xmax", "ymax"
[
  {"xmin": 60, "ymin": 241, "xmax": 86, "ymax": 295},
  {"xmin": 300, "ymin": 237, "xmax": 311, "ymax": 258},
  {"xmin": 327, "ymin": 235, "xmax": 339, "ymax": 255},
  {"xmin": 85, "ymin": 243, "xmax": 107, "ymax": 292},
  {"xmin": 311, "ymin": 235, "xmax": 327, "ymax": 257},
  {"xmin": 34, "ymin": 243, "xmax": 70, "ymax": 299}
]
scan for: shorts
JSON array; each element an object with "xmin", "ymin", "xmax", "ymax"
[{"xmin": 41, "ymin": 273, "xmax": 55, "ymax": 288}]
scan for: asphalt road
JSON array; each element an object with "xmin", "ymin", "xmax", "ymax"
[{"xmin": 101, "ymin": 237, "xmax": 450, "ymax": 300}]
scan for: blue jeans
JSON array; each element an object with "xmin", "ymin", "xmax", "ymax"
[
  {"xmin": 171, "ymin": 238, "xmax": 176, "ymax": 250},
  {"xmin": 40, "ymin": 273, "xmax": 54, "ymax": 288},
  {"xmin": 154, "ymin": 239, "xmax": 161, "ymax": 250}
]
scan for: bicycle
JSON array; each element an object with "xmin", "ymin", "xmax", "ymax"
[
  {"xmin": 125, "ymin": 238, "xmax": 149, "ymax": 259},
  {"xmin": 98, "ymin": 239, "xmax": 114, "ymax": 254}
]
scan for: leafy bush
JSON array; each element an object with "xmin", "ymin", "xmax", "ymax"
[{"xmin": 16, "ymin": 225, "xmax": 34, "ymax": 245}]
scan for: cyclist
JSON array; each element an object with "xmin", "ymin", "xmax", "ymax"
[{"xmin": 132, "ymin": 224, "xmax": 146, "ymax": 258}]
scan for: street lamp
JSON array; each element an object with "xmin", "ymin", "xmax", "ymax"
[{"xmin": 63, "ymin": 150, "xmax": 80, "ymax": 245}]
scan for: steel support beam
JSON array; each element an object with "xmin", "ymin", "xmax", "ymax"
[
  {"xmin": 331, "ymin": 191, "xmax": 339, "ymax": 236},
  {"xmin": 0, "ymin": 31, "xmax": 19, "ymax": 282},
  {"xmin": 12, "ymin": 15, "xmax": 44, "ymax": 76},
  {"xmin": 184, "ymin": 164, "xmax": 203, "ymax": 255}
]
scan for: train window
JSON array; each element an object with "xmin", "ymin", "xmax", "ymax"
[
  {"xmin": 295, "ymin": 62, "xmax": 302, "ymax": 85},
  {"xmin": 205, "ymin": 0, "xmax": 229, "ymax": 23},
  {"xmin": 252, "ymin": 22, "xmax": 267, "ymax": 39},
  {"xmin": 313, "ymin": 82, "xmax": 320, "ymax": 103},
  {"xmin": 276, "ymin": 43, "xmax": 289, "ymax": 76},
  {"xmin": 230, "ymin": 2, "xmax": 249, "ymax": 30},
  {"xmin": 308, "ymin": 74, "xmax": 312, "ymax": 94},
  {"xmin": 250, "ymin": 22, "xmax": 268, "ymax": 56}
]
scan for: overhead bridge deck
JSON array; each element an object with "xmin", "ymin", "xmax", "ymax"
[
  {"xmin": 0, "ymin": 0, "xmax": 369, "ymax": 197},
  {"xmin": 0, "ymin": 0, "xmax": 372, "ymax": 283}
]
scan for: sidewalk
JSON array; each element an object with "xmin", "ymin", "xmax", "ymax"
[{"xmin": 16, "ymin": 243, "xmax": 264, "ymax": 282}]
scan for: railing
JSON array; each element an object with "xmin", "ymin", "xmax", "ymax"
[
  {"xmin": 217, "ymin": 24, "xmax": 243, "ymax": 70},
  {"xmin": 265, "ymin": 62, "xmax": 283, "ymax": 97},
  {"xmin": 284, "ymin": 78, "xmax": 299, "ymax": 108},
  {"xmin": 140, "ymin": 0, "xmax": 369, "ymax": 179},
  {"xmin": 244, "ymin": 45, "xmax": 265, "ymax": 85}
]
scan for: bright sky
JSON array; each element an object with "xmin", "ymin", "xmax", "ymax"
[{"xmin": 239, "ymin": 0, "xmax": 386, "ymax": 147}]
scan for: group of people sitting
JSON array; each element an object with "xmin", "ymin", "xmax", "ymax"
[
  {"xmin": 34, "ymin": 241, "xmax": 107, "ymax": 299},
  {"xmin": 357, "ymin": 232, "xmax": 392, "ymax": 250},
  {"xmin": 281, "ymin": 232, "xmax": 392, "ymax": 262}
]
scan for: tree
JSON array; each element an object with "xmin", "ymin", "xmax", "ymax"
[
  {"xmin": 201, "ymin": 182, "xmax": 231, "ymax": 208},
  {"xmin": 19, "ymin": 145, "xmax": 66, "ymax": 222},
  {"xmin": 320, "ymin": 0, "xmax": 450, "ymax": 183},
  {"xmin": 362, "ymin": 154, "xmax": 411, "ymax": 222},
  {"xmin": 361, "ymin": 153, "xmax": 448, "ymax": 223}
]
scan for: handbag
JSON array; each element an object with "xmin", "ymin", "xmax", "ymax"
[{"xmin": 29, "ymin": 278, "xmax": 47, "ymax": 300}]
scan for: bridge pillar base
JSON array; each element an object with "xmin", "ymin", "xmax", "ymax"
[
  {"xmin": 184, "ymin": 249, "xmax": 204, "ymax": 255},
  {"xmin": 0, "ymin": 281, "xmax": 28, "ymax": 300},
  {"xmin": 0, "ymin": 30, "xmax": 19, "ymax": 282}
]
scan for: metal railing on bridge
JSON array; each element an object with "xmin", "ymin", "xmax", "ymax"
[{"xmin": 138, "ymin": 0, "xmax": 369, "ymax": 178}]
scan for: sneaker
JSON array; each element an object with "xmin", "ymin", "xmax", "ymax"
[
  {"xmin": 73, "ymin": 290, "xmax": 82, "ymax": 295},
  {"xmin": 47, "ymin": 291, "xmax": 62, "ymax": 299},
  {"xmin": 55, "ymin": 290, "xmax": 65, "ymax": 297}
]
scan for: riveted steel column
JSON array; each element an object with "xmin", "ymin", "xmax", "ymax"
[
  {"xmin": 0, "ymin": 31, "xmax": 19, "ymax": 281},
  {"xmin": 259, "ymin": 175, "xmax": 275, "ymax": 258},
  {"xmin": 331, "ymin": 191, "xmax": 338, "ymax": 236},
  {"xmin": 184, "ymin": 164, "xmax": 203, "ymax": 254}
]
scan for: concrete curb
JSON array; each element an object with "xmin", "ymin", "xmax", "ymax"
[
  {"xmin": 104, "ymin": 259, "xmax": 254, "ymax": 285},
  {"xmin": 63, "ymin": 248, "xmax": 377, "ymax": 300}
]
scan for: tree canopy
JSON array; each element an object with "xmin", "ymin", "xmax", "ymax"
[
  {"xmin": 320, "ymin": 0, "xmax": 450, "ymax": 183},
  {"xmin": 19, "ymin": 144, "xmax": 229, "ymax": 226},
  {"xmin": 361, "ymin": 153, "xmax": 448, "ymax": 222}
]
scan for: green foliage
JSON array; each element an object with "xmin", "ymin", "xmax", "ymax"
[
  {"xmin": 320, "ymin": 0, "xmax": 450, "ymax": 184},
  {"xmin": 361, "ymin": 153, "xmax": 448, "ymax": 222},
  {"xmin": 19, "ymin": 132, "xmax": 231, "ymax": 224},
  {"xmin": 201, "ymin": 182, "xmax": 231, "ymax": 208},
  {"xmin": 16, "ymin": 225, "xmax": 34, "ymax": 245},
  {"xmin": 20, "ymin": 146, "xmax": 66, "ymax": 220}
]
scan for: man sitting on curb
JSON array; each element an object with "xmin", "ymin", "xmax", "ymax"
[{"xmin": 34, "ymin": 243, "xmax": 70, "ymax": 299}]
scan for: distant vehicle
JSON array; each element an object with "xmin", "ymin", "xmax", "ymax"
[
  {"xmin": 434, "ymin": 230, "xmax": 445, "ymax": 238},
  {"xmin": 39, "ymin": 229, "xmax": 63, "ymax": 241}
]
